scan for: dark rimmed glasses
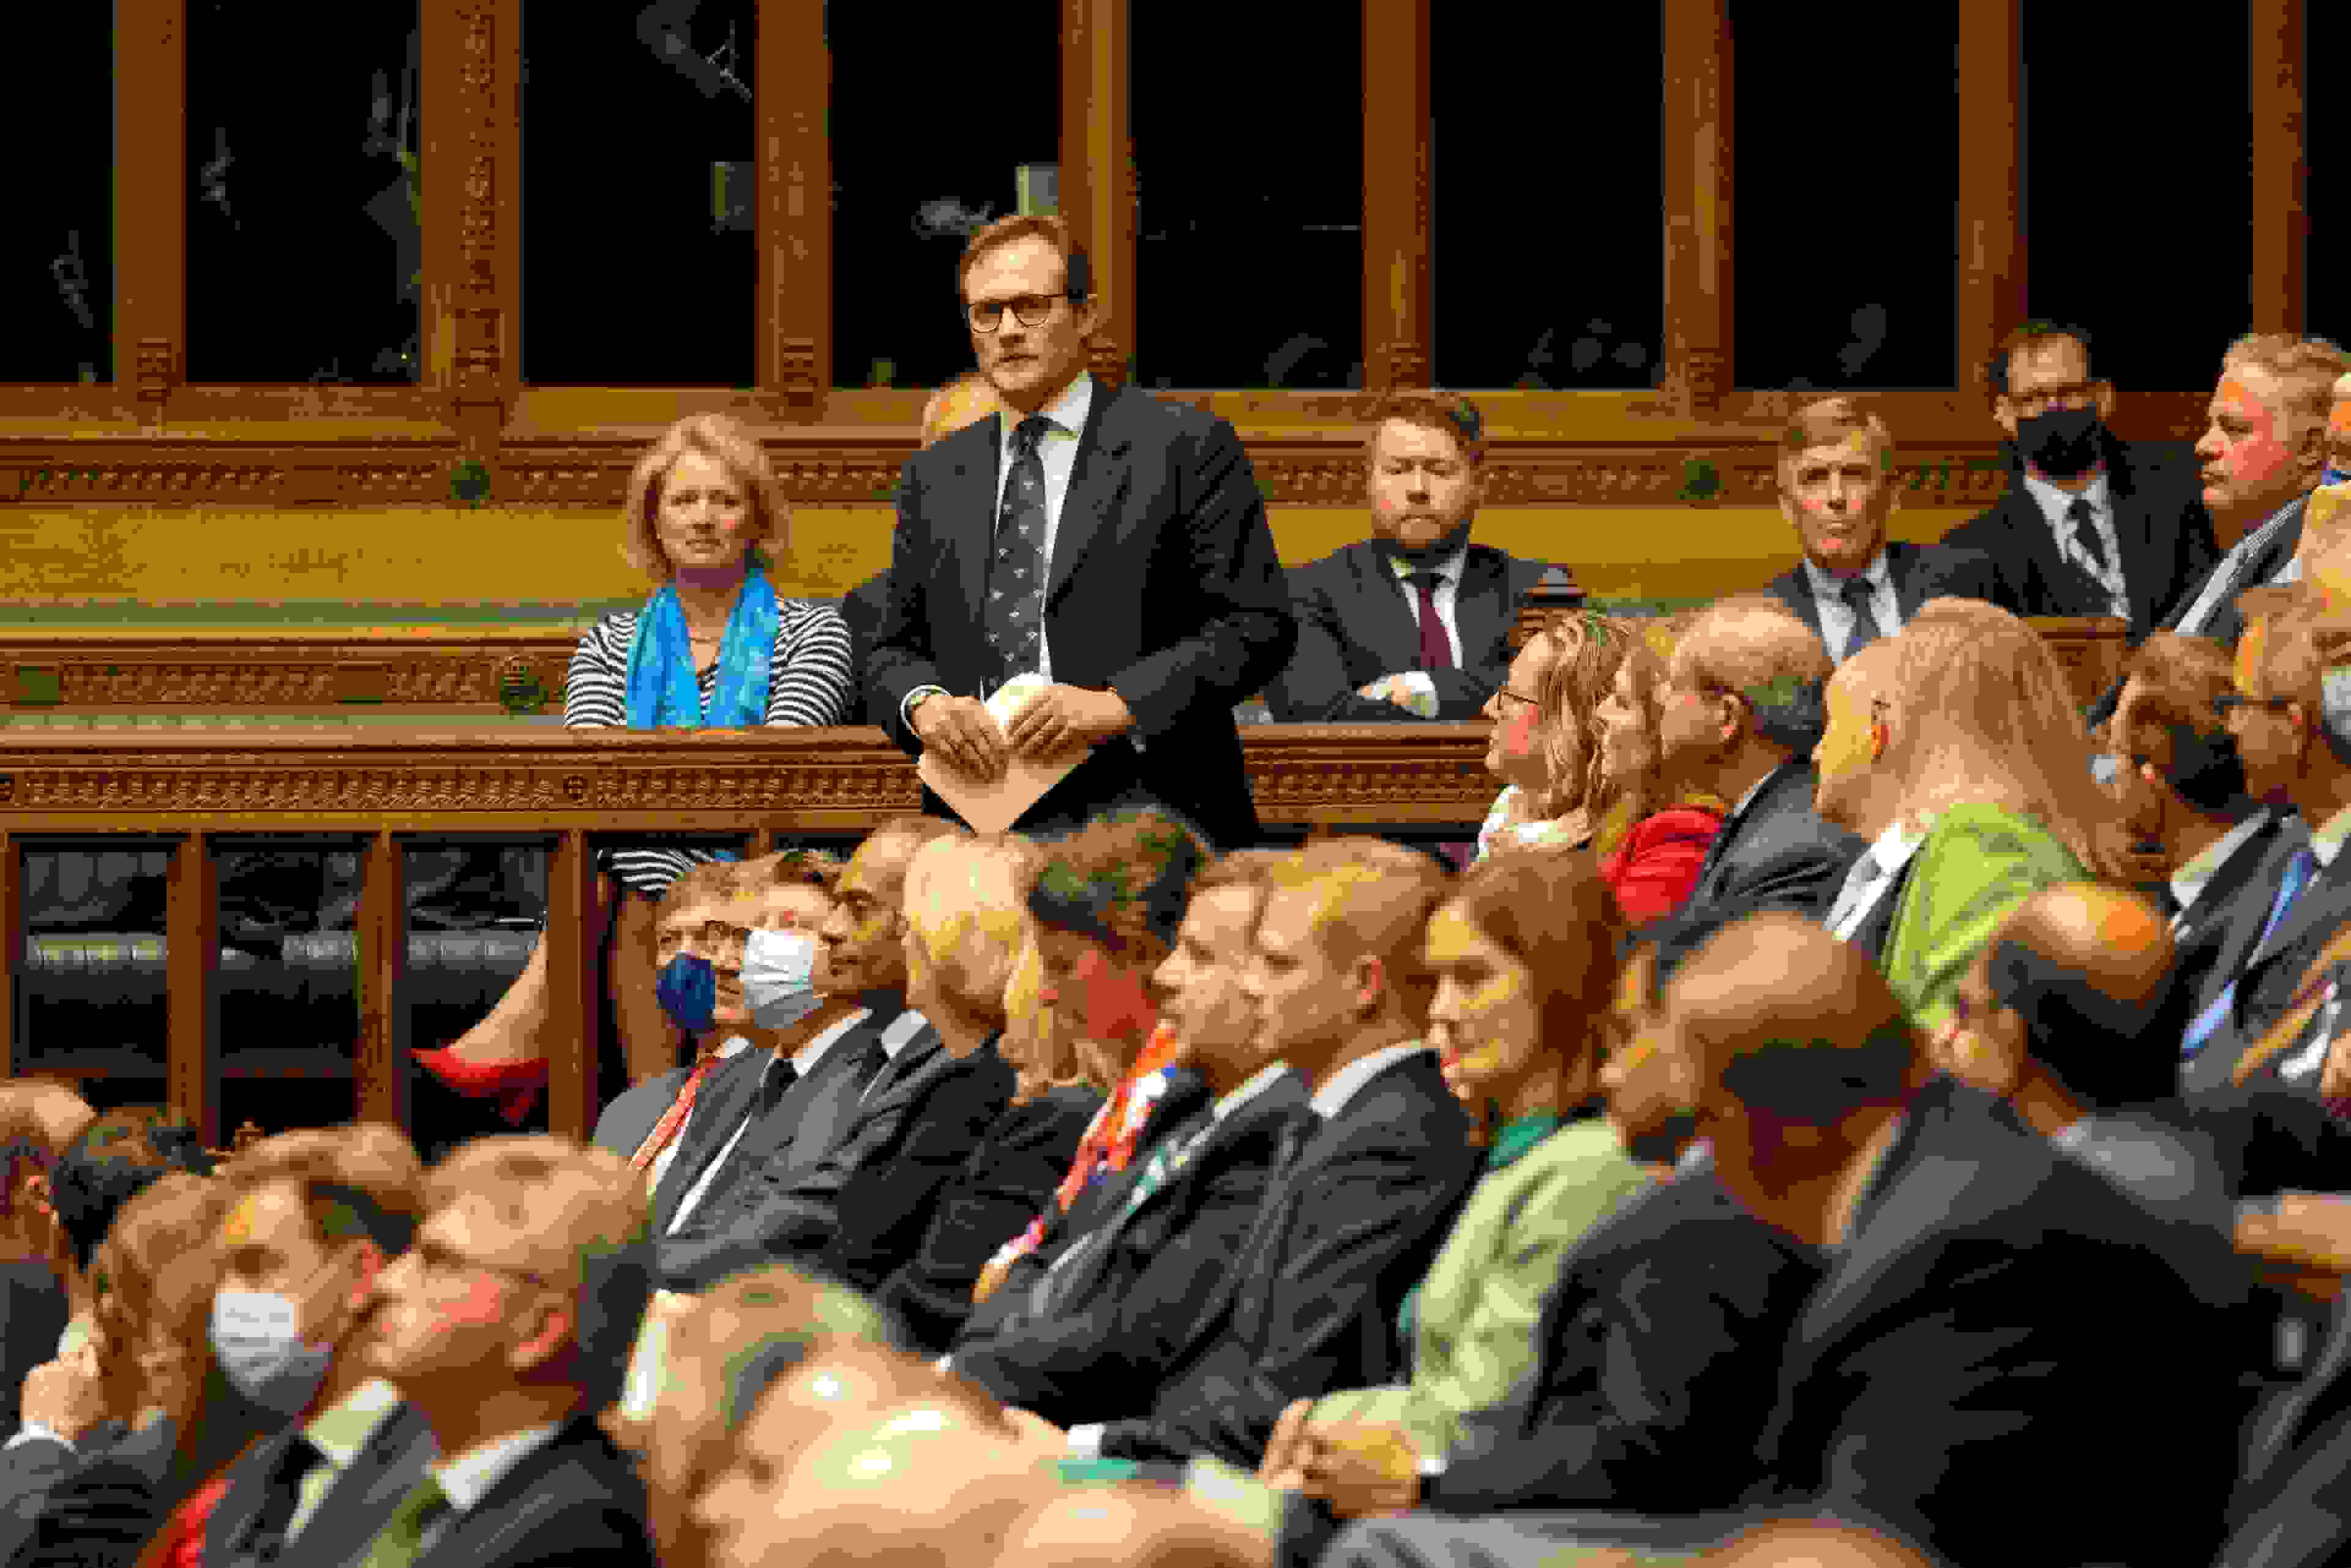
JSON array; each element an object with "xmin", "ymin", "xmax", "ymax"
[{"xmin": 966, "ymin": 294, "xmax": 1067, "ymax": 331}]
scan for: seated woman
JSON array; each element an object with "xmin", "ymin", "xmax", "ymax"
[
  {"xmin": 1474, "ymin": 612, "xmax": 1638, "ymax": 857},
  {"xmin": 1589, "ymin": 616, "xmax": 1729, "ymax": 925},
  {"xmin": 419, "ymin": 413, "xmax": 857, "ymax": 1120}
]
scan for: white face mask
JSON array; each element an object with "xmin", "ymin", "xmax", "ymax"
[
  {"xmin": 742, "ymin": 928, "xmax": 823, "ymax": 1030},
  {"xmin": 209, "ymin": 1286, "xmax": 337, "ymax": 1419}
]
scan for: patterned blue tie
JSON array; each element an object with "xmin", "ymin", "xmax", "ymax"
[
  {"xmin": 2183, "ymin": 845, "xmax": 2319, "ymax": 1056},
  {"xmin": 983, "ymin": 415, "xmax": 1054, "ymax": 685}
]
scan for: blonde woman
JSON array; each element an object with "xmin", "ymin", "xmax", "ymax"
[
  {"xmin": 1866, "ymin": 596, "xmax": 2118, "ymax": 1038},
  {"xmin": 421, "ymin": 413, "xmax": 856, "ymax": 1118},
  {"xmin": 1588, "ymin": 617, "xmax": 1731, "ymax": 924},
  {"xmin": 1473, "ymin": 612, "xmax": 1638, "ymax": 857}
]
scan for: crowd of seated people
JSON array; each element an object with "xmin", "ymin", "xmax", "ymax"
[{"xmin": 18, "ymin": 198, "xmax": 2351, "ymax": 1568}]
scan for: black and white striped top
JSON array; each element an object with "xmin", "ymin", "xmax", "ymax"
[{"xmin": 566, "ymin": 599, "xmax": 857, "ymax": 898}]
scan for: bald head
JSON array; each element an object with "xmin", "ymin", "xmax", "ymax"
[
  {"xmin": 1998, "ymin": 885, "xmax": 2172, "ymax": 1007},
  {"xmin": 1710, "ymin": 1522, "xmax": 1938, "ymax": 1568}
]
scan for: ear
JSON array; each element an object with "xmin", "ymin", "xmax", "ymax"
[
  {"xmin": 2094, "ymin": 382, "xmax": 2118, "ymax": 422},
  {"xmin": 347, "ymin": 1239, "xmax": 387, "ymax": 1307},
  {"xmin": 1353, "ymin": 954, "xmax": 1387, "ymax": 1013},
  {"xmin": 1868, "ymin": 720, "xmax": 1889, "ymax": 763},
  {"xmin": 511, "ymin": 1298, "xmax": 575, "ymax": 1374}
]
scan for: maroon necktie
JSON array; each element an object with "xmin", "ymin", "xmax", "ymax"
[{"xmin": 1413, "ymin": 571, "xmax": 1453, "ymax": 671}]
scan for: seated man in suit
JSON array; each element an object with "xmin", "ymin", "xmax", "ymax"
[
  {"xmin": 2180, "ymin": 580, "xmax": 2351, "ymax": 1095},
  {"xmin": 348, "ymin": 1135, "xmax": 656, "ymax": 1568},
  {"xmin": 1761, "ymin": 396, "xmax": 2013, "ymax": 662},
  {"xmin": 1652, "ymin": 596, "xmax": 1862, "ymax": 923},
  {"xmin": 945, "ymin": 849, "xmax": 1310, "ymax": 1415},
  {"xmin": 1009, "ymin": 839, "xmax": 1481, "ymax": 1472},
  {"xmin": 176, "ymin": 1124, "xmax": 437, "ymax": 1568},
  {"xmin": 656, "ymin": 816, "xmax": 997, "ymax": 1296},
  {"xmin": 1944, "ymin": 320, "xmax": 2218, "ymax": 634},
  {"xmin": 1324, "ymin": 912, "xmax": 2246, "ymax": 1568},
  {"xmin": 0, "ymin": 1085, "xmax": 92, "ymax": 1433},
  {"xmin": 2088, "ymin": 333, "xmax": 2351, "ymax": 728},
  {"xmin": 1266, "ymin": 391, "xmax": 1551, "ymax": 722}
]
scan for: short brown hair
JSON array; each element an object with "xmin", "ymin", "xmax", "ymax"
[
  {"xmin": 1447, "ymin": 851, "xmax": 1622, "ymax": 1063},
  {"xmin": 1267, "ymin": 839, "xmax": 1453, "ymax": 1000},
  {"xmin": 1775, "ymin": 396, "xmax": 1896, "ymax": 497},
  {"xmin": 2221, "ymin": 334, "xmax": 2351, "ymax": 456},
  {"xmin": 2236, "ymin": 582, "xmax": 2351, "ymax": 717},
  {"xmin": 1670, "ymin": 595, "xmax": 1834, "ymax": 751},
  {"xmin": 1188, "ymin": 848, "xmax": 1291, "ymax": 902},
  {"xmin": 957, "ymin": 214, "xmax": 1088, "ymax": 306},
  {"xmin": 217, "ymin": 1122, "xmax": 426, "ymax": 1258},
  {"xmin": 1026, "ymin": 808, "xmax": 1213, "ymax": 971},
  {"xmin": 1363, "ymin": 390, "xmax": 1487, "ymax": 468},
  {"xmin": 654, "ymin": 861, "xmax": 749, "ymax": 927},
  {"xmin": 736, "ymin": 849, "xmax": 843, "ymax": 896},
  {"xmin": 2117, "ymin": 633, "xmax": 2236, "ymax": 756},
  {"xmin": 620, "ymin": 415, "xmax": 790, "ymax": 584},
  {"xmin": 96, "ymin": 1171, "xmax": 233, "ymax": 1354},
  {"xmin": 0, "ymin": 1082, "xmax": 91, "ymax": 1223}
]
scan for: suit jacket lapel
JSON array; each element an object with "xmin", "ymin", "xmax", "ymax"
[
  {"xmin": 951, "ymin": 419, "xmax": 1004, "ymax": 659},
  {"xmin": 1995, "ymin": 477, "xmax": 2085, "ymax": 605},
  {"xmin": 2103, "ymin": 450, "xmax": 2165, "ymax": 630},
  {"xmin": 1349, "ymin": 544, "xmax": 1425, "ymax": 672},
  {"xmin": 1886, "ymin": 541, "xmax": 1926, "ymax": 622},
  {"xmin": 1765, "ymin": 568, "xmax": 1821, "ymax": 639},
  {"xmin": 651, "ymin": 1053, "xmax": 764, "ymax": 1237},
  {"xmin": 780, "ymin": 1030, "xmax": 888, "ymax": 1170},
  {"xmin": 1044, "ymin": 385, "xmax": 1138, "ymax": 614},
  {"xmin": 1449, "ymin": 549, "xmax": 1512, "ymax": 672},
  {"xmin": 304, "ymin": 1405, "xmax": 439, "ymax": 1568}
]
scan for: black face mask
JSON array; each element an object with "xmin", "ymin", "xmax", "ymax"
[
  {"xmin": 2015, "ymin": 406, "xmax": 2106, "ymax": 480},
  {"xmin": 1368, "ymin": 519, "xmax": 1475, "ymax": 569}
]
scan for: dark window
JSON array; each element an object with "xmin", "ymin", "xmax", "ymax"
[
  {"xmin": 1730, "ymin": 0, "xmax": 1960, "ymax": 391},
  {"xmin": 523, "ymin": 0, "xmax": 757, "ymax": 386},
  {"xmin": 2022, "ymin": 1, "xmax": 2251, "ymax": 391},
  {"xmin": 831, "ymin": 6, "xmax": 1061, "ymax": 391},
  {"xmin": 186, "ymin": 1, "xmax": 424, "ymax": 384},
  {"xmin": 1133, "ymin": 1, "xmax": 1363, "ymax": 389},
  {"xmin": 1434, "ymin": 7, "xmax": 1663, "ymax": 389},
  {"xmin": 2309, "ymin": 4, "xmax": 2339, "ymax": 351},
  {"xmin": 1, "ymin": 6, "xmax": 111, "ymax": 383}
]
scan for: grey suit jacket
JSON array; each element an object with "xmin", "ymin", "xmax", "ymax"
[
  {"xmin": 1681, "ymin": 762, "xmax": 1864, "ymax": 925},
  {"xmin": 202, "ymin": 1400, "xmax": 435, "ymax": 1568},
  {"xmin": 1763, "ymin": 540, "xmax": 2016, "ymax": 658}
]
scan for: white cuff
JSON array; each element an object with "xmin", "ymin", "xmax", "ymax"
[
  {"xmin": 934, "ymin": 1355, "xmax": 954, "ymax": 1375},
  {"xmin": 6, "ymin": 1423, "xmax": 72, "ymax": 1453},
  {"xmin": 902, "ymin": 685, "xmax": 950, "ymax": 732},
  {"xmin": 1399, "ymin": 672, "xmax": 1438, "ymax": 703},
  {"xmin": 2092, "ymin": 754, "xmax": 2121, "ymax": 786},
  {"xmin": 1417, "ymin": 1452, "xmax": 1449, "ymax": 1477},
  {"xmin": 1067, "ymin": 1423, "xmax": 1107, "ymax": 1460}
]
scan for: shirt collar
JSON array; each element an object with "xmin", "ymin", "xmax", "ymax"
[
  {"xmin": 1210, "ymin": 1060, "xmax": 1294, "ymax": 1122},
  {"xmin": 999, "ymin": 372, "xmax": 1093, "ymax": 448},
  {"xmin": 790, "ymin": 1008, "xmax": 875, "ymax": 1076},
  {"xmin": 430, "ymin": 1420, "xmax": 566, "ymax": 1515},
  {"xmin": 301, "ymin": 1379, "xmax": 403, "ymax": 1471},
  {"xmin": 1726, "ymin": 763, "xmax": 1787, "ymax": 826},
  {"xmin": 1385, "ymin": 542, "xmax": 1471, "ymax": 585},
  {"xmin": 1308, "ymin": 1041, "xmax": 1433, "ymax": 1120},
  {"xmin": 707, "ymin": 1035, "xmax": 752, "ymax": 1061},
  {"xmin": 2021, "ymin": 469, "xmax": 2112, "ymax": 528},
  {"xmin": 2170, "ymin": 810, "xmax": 2275, "ymax": 910},
  {"xmin": 1864, "ymin": 816, "xmax": 1929, "ymax": 876},
  {"xmin": 1799, "ymin": 549, "xmax": 1892, "ymax": 603},
  {"xmin": 877, "ymin": 1011, "xmax": 931, "ymax": 1060},
  {"xmin": 2308, "ymin": 803, "xmax": 2351, "ymax": 868},
  {"xmin": 1485, "ymin": 1111, "xmax": 1563, "ymax": 1171}
]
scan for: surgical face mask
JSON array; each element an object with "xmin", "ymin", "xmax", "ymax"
[
  {"xmin": 742, "ymin": 928, "xmax": 823, "ymax": 1030},
  {"xmin": 656, "ymin": 952, "xmax": 719, "ymax": 1035},
  {"xmin": 209, "ymin": 1260, "xmax": 348, "ymax": 1418}
]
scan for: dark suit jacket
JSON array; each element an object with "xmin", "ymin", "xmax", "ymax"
[
  {"xmin": 589, "ymin": 1049, "xmax": 776, "ymax": 1240},
  {"xmin": 1763, "ymin": 541, "xmax": 2017, "ymax": 657},
  {"xmin": 2181, "ymin": 832, "xmax": 2351, "ymax": 1100},
  {"xmin": 1679, "ymin": 762, "xmax": 1864, "ymax": 925},
  {"xmin": 588, "ymin": 1070, "xmax": 686, "ymax": 1160},
  {"xmin": 373, "ymin": 1413, "xmax": 653, "ymax": 1568},
  {"xmin": 656, "ymin": 1026, "xmax": 1013, "ymax": 1295},
  {"xmin": 872, "ymin": 1081, "xmax": 1104, "ymax": 1354},
  {"xmin": 2171, "ymin": 811, "xmax": 2301, "ymax": 1040},
  {"xmin": 0, "ymin": 1266, "xmax": 67, "ymax": 1436},
  {"xmin": 867, "ymin": 380, "xmax": 1297, "ymax": 851},
  {"xmin": 0, "ymin": 1414, "xmax": 186, "ymax": 1568},
  {"xmin": 1940, "ymin": 431, "xmax": 2219, "ymax": 636},
  {"xmin": 950, "ymin": 1068, "xmax": 1215, "ymax": 1356},
  {"xmin": 950, "ymin": 1073, "xmax": 1310, "ymax": 1423},
  {"xmin": 836, "ymin": 570, "xmax": 893, "ymax": 727},
  {"xmin": 674, "ymin": 1015, "xmax": 896, "ymax": 1229},
  {"xmin": 1097, "ymin": 1051, "xmax": 1481, "ymax": 1470},
  {"xmin": 1265, "ymin": 542, "xmax": 1551, "ymax": 722},
  {"xmin": 201, "ymin": 1399, "xmax": 435, "ymax": 1568}
]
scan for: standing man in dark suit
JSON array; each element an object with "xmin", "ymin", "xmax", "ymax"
[
  {"xmin": 343, "ymin": 1136, "xmax": 656, "ymax": 1568},
  {"xmin": 1655, "ymin": 596, "xmax": 1862, "ymax": 923},
  {"xmin": 869, "ymin": 215, "xmax": 1297, "ymax": 851},
  {"xmin": 2087, "ymin": 334, "xmax": 2351, "ymax": 730},
  {"xmin": 1009, "ymin": 840, "xmax": 1480, "ymax": 1473},
  {"xmin": 1265, "ymin": 392, "xmax": 1551, "ymax": 722},
  {"xmin": 1761, "ymin": 397, "xmax": 2017, "ymax": 662},
  {"xmin": 1943, "ymin": 321, "xmax": 2218, "ymax": 636}
]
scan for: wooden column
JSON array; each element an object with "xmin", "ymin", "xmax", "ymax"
[
  {"xmin": 1061, "ymin": 0, "xmax": 1134, "ymax": 390},
  {"xmin": 545, "ymin": 830, "xmax": 598, "ymax": 1142},
  {"xmin": 165, "ymin": 835, "xmax": 220, "ymax": 1149},
  {"xmin": 356, "ymin": 832, "xmax": 409, "ymax": 1132},
  {"xmin": 2251, "ymin": 0, "xmax": 2308, "ymax": 333},
  {"xmin": 1661, "ymin": 0, "xmax": 1733, "ymax": 414},
  {"xmin": 116, "ymin": 0, "xmax": 187, "ymax": 419},
  {"xmin": 1362, "ymin": 0, "xmax": 1432, "ymax": 393},
  {"xmin": 1955, "ymin": 0, "xmax": 2026, "ymax": 398},
  {"xmin": 757, "ymin": 0, "xmax": 830, "ymax": 415},
  {"xmin": 421, "ymin": 0, "xmax": 520, "ymax": 466},
  {"xmin": 0, "ymin": 835, "xmax": 15, "ymax": 1076}
]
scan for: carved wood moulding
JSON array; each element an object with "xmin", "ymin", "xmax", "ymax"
[
  {"xmin": 1, "ymin": 639, "xmax": 573, "ymax": 711},
  {"xmin": 0, "ymin": 724, "xmax": 1496, "ymax": 828}
]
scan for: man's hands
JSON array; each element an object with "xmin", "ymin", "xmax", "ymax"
[
  {"xmin": 912, "ymin": 694, "xmax": 1011, "ymax": 781},
  {"xmin": 1257, "ymin": 1398, "xmax": 1422, "ymax": 1518},
  {"xmin": 22, "ymin": 1345, "xmax": 110, "ymax": 1442},
  {"xmin": 1357, "ymin": 675, "xmax": 1439, "ymax": 718},
  {"xmin": 1003, "ymin": 686, "xmax": 1134, "ymax": 759}
]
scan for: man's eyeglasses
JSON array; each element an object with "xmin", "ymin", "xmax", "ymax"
[
  {"xmin": 1492, "ymin": 688, "xmax": 1540, "ymax": 713},
  {"xmin": 2006, "ymin": 382, "xmax": 2102, "ymax": 418},
  {"xmin": 658, "ymin": 921, "xmax": 754, "ymax": 959},
  {"xmin": 411, "ymin": 1237, "xmax": 553, "ymax": 1291},
  {"xmin": 2214, "ymin": 694, "xmax": 2295, "ymax": 717},
  {"xmin": 966, "ymin": 294, "xmax": 1067, "ymax": 332}
]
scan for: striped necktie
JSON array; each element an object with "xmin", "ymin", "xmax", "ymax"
[{"xmin": 356, "ymin": 1475, "xmax": 449, "ymax": 1568}]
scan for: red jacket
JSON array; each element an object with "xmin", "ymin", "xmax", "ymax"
[{"xmin": 1601, "ymin": 805, "xmax": 1725, "ymax": 925}]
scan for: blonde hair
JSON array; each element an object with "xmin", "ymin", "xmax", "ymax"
[
  {"xmin": 1000, "ymin": 934, "xmax": 1087, "ymax": 1101},
  {"xmin": 620, "ymin": 413, "xmax": 791, "ymax": 583},
  {"xmin": 96, "ymin": 1171, "xmax": 232, "ymax": 1356},
  {"xmin": 1526, "ymin": 611, "xmax": 1640, "ymax": 822},
  {"xmin": 1882, "ymin": 597, "xmax": 2117, "ymax": 874},
  {"xmin": 1775, "ymin": 396, "xmax": 1897, "ymax": 497},
  {"xmin": 2221, "ymin": 334, "xmax": 2351, "ymax": 478},
  {"xmin": 903, "ymin": 835, "xmax": 1042, "ymax": 1030},
  {"xmin": 1265, "ymin": 839, "xmax": 1452, "ymax": 1003},
  {"xmin": 1593, "ymin": 617, "xmax": 1728, "ymax": 852}
]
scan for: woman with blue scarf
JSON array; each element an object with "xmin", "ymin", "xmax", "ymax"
[{"xmin": 417, "ymin": 414, "xmax": 855, "ymax": 1120}]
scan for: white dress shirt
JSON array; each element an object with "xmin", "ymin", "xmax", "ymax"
[
  {"xmin": 282, "ymin": 1379, "xmax": 407, "ymax": 1543},
  {"xmin": 857, "ymin": 1009, "xmax": 937, "ymax": 1103},
  {"xmin": 1826, "ymin": 818, "xmax": 1928, "ymax": 940},
  {"xmin": 2022, "ymin": 470, "xmax": 2131, "ymax": 619},
  {"xmin": 643, "ymin": 1033, "xmax": 754, "ymax": 1197},
  {"xmin": 667, "ymin": 1008, "xmax": 876, "ymax": 1235},
  {"xmin": 2168, "ymin": 811, "xmax": 2279, "ymax": 934},
  {"xmin": 1799, "ymin": 550, "xmax": 1901, "ymax": 663},
  {"xmin": 413, "ymin": 1420, "xmax": 566, "ymax": 1556}
]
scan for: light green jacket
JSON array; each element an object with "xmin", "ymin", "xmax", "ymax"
[{"xmin": 1881, "ymin": 801, "xmax": 2087, "ymax": 1036}]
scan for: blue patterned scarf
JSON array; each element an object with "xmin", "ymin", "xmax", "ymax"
[{"xmin": 624, "ymin": 569, "xmax": 779, "ymax": 730}]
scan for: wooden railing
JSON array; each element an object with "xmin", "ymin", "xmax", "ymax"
[{"xmin": 0, "ymin": 724, "xmax": 1494, "ymax": 1148}]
